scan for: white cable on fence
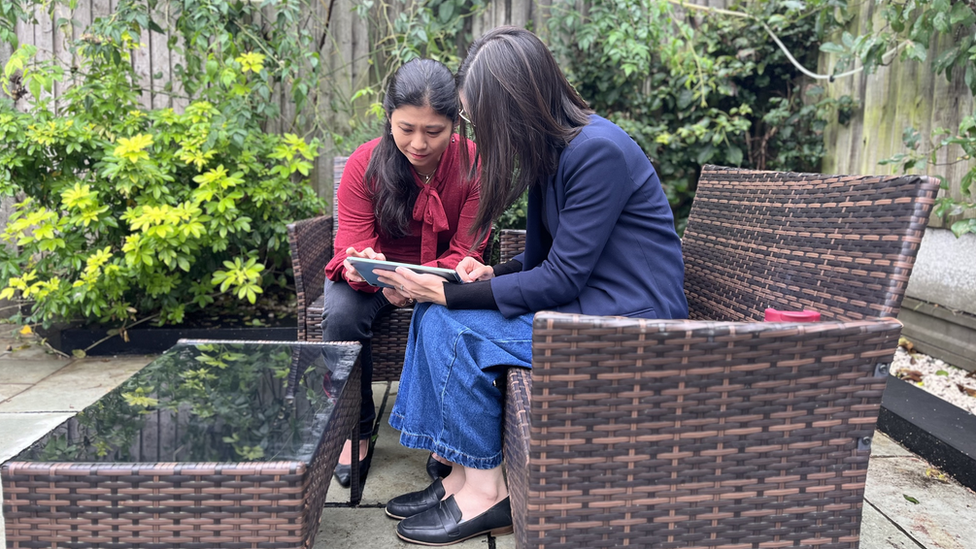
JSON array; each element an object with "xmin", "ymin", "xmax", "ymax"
[{"xmin": 670, "ymin": 0, "xmax": 904, "ymax": 81}]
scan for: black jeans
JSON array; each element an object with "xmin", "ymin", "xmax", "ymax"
[{"xmin": 321, "ymin": 279, "xmax": 394, "ymax": 439}]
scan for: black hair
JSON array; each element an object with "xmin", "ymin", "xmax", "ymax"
[
  {"xmin": 456, "ymin": 26, "xmax": 592, "ymax": 239},
  {"xmin": 366, "ymin": 58, "xmax": 459, "ymax": 238}
]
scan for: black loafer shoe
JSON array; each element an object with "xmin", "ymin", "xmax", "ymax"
[
  {"xmin": 333, "ymin": 454, "xmax": 370, "ymax": 488},
  {"xmin": 396, "ymin": 495, "xmax": 513, "ymax": 545},
  {"xmin": 386, "ymin": 479, "xmax": 446, "ymax": 520},
  {"xmin": 426, "ymin": 453, "xmax": 453, "ymax": 481}
]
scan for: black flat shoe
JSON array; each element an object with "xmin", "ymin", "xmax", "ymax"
[
  {"xmin": 386, "ymin": 479, "xmax": 446, "ymax": 520},
  {"xmin": 426, "ymin": 453, "xmax": 452, "ymax": 481},
  {"xmin": 333, "ymin": 454, "xmax": 371, "ymax": 488},
  {"xmin": 395, "ymin": 495, "xmax": 513, "ymax": 546}
]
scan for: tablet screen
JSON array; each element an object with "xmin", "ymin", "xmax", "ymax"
[{"xmin": 347, "ymin": 257, "xmax": 462, "ymax": 288}]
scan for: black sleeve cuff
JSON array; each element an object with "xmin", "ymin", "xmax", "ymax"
[
  {"xmin": 492, "ymin": 259, "xmax": 522, "ymax": 277},
  {"xmin": 443, "ymin": 280, "xmax": 498, "ymax": 310}
]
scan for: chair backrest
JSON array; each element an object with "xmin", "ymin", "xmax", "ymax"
[
  {"xmin": 683, "ymin": 166, "xmax": 939, "ymax": 322},
  {"xmin": 333, "ymin": 156, "xmax": 348, "ymax": 235},
  {"xmin": 505, "ymin": 167, "xmax": 940, "ymax": 549}
]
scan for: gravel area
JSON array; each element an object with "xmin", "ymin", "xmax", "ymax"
[{"xmin": 892, "ymin": 346, "xmax": 976, "ymax": 415}]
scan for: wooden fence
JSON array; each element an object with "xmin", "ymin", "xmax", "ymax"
[
  {"xmin": 5, "ymin": 0, "xmax": 569, "ymax": 198},
  {"xmin": 3, "ymin": 0, "xmax": 736, "ymax": 200},
  {"xmin": 818, "ymin": 1, "xmax": 975, "ymax": 227},
  {"xmin": 5, "ymin": 0, "xmax": 971, "ymax": 214}
]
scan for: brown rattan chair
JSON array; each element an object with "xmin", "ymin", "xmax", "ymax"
[
  {"xmin": 502, "ymin": 166, "xmax": 938, "ymax": 548},
  {"xmin": 287, "ymin": 156, "xmax": 493, "ymax": 382}
]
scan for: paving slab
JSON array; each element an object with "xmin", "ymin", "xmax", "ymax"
[
  {"xmin": 0, "ymin": 332, "xmax": 65, "ymax": 361},
  {"xmin": 327, "ymin": 381, "xmax": 432, "ymax": 505},
  {"xmin": 0, "ymin": 359, "xmax": 68, "ymax": 384},
  {"xmin": 0, "ymin": 343, "xmax": 60, "ymax": 361},
  {"xmin": 357, "ymin": 416, "xmax": 432, "ymax": 505},
  {"xmin": 860, "ymin": 502, "xmax": 923, "ymax": 549},
  {"xmin": 871, "ymin": 431, "xmax": 914, "ymax": 457},
  {"xmin": 864, "ymin": 454, "xmax": 976, "ymax": 549},
  {"xmin": 0, "ymin": 355, "xmax": 152, "ymax": 413},
  {"xmin": 0, "ymin": 384, "xmax": 30, "ymax": 403},
  {"xmin": 0, "ymin": 412, "xmax": 74, "ymax": 463},
  {"xmin": 0, "ymin": 324, "xmax": 25, "ymax": 342}
]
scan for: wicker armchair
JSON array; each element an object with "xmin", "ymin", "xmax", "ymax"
[
  {"xmin": 287, "ymin": 156, "xmax": 493, "ymax": 382},
  {"xmin": 503, "ymin": 166, "xmax": 938, "ymax": 549}
]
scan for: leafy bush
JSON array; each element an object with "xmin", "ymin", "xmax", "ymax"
[
  {"xmin": 0, "ymin": 4, "xmax": 325, "ymax": 329},
  {"xmin": 547, "ymin": 0, "xmax": 851, "ymax": 229}
]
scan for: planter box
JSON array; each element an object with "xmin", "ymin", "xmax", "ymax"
[
  {"xmin": 879, "ymin": 375, "xmax": 976, "ymax": 492},
  {"xmin": 898, "ymin": 296, "xmax": 976, "ymax": 373},
  {"xmin": 45, "ymin": 325, "xmax": 298, "ymax": 356}
]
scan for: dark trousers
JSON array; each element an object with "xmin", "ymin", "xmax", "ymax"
[{"xmin": 322, "ymin": 279, "xmax": 394, "ymax": 439}]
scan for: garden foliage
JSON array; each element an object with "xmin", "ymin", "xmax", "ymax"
[
  {"xmin": 546, "ymin": 0, "xmax": 851, "ymax": 228},
  {"xmin": 0, "ymin": 0, "xmax": 326, "ymax": 329},
  {"xmin": 837, "ymin": 0, "xmax": 976, "ymax": 236}
]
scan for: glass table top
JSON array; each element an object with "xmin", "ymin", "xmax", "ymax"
[{"xmin": 9, "ymin": 340, "xmax": 361, "ymax": 465}]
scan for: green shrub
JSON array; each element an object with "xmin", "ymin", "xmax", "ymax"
[
  {"xmin": 0, "ymin": 17, "xmax": 325, "ymax": 329},
  {"xmin": 547, "ymin": 0, "xmax": 850, "ymax": 230}
]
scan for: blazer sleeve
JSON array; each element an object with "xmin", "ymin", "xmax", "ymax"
[{"xmin": 490, "ymin": 135, "xmax": 634, "ymax": 317}]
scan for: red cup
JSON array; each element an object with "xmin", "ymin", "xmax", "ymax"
[{"xmin": 764, "ymin": 308, "xmax": 821, "ymax": 322}]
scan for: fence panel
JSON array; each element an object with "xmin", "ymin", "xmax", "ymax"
[
  {"xmin": 7, "ymin": 0, "xmax": 741, "ymax": 201},
  {"xmin": 819, "ymin": 1, "xmax": 976, "ymax": 227}
]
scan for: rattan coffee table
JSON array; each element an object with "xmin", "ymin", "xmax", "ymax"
[{"xmin": 2, "ymin": 339, "xmax": 362, "ymax": 549}]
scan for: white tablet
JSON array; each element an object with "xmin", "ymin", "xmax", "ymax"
[{"xmin": 346, "ymin": 257, "xmax": 462, "ymax": 288}]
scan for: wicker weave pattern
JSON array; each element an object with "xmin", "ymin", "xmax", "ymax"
[
  {"xmin": 303, "ymin": 347, "xmax": 362, "ymax": 530},
  {"xmin": 500, "ymin": 230, "xmax": 527, "ymax": 263},
  {"xmin": 520, "ymin": 314, "xmax": 899, "ymax": 549},
  {"xmin": 2, "ymin": 342, "xmax": 362, "ymax": 548},
  {"xmin": 4, "ymin": 461, "xmax": 308, "ymax": 548},
  {"xmin": 503, "ymin": 167, "xmax": 937, "ymax": 549},
  {"xmin": 287, "ymin": 216, "xmax": 333, "ymax": 342},
  {"xmin": 684, "ymin": 167, "xmax": 938, "ymax": 322}
]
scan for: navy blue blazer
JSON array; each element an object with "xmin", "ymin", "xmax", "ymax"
[{"xmin": 490, "ymin": 115, "xmax": 688, "ymax": 320}]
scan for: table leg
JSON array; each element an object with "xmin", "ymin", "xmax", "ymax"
[{"xmin": 349, "ymin": 360, "xmax": 362, "ymax": 505}]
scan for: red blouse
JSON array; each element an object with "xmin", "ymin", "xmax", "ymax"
[{"xmin": 324, "ymin": 136, "xmax": 487, "ymax": 293}]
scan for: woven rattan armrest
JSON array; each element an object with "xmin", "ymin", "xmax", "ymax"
[{"xmin": 505, "ymin": 311, "xmax": 902, "ymax": 549}]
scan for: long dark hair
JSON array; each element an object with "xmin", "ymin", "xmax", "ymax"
[
  {"xmin": 456, "ymin": 26, "xmax": 593, "ymax": 239},
  {"xmin": 366, "ymin": 59, "xmax": 459, "ymax": 238}
]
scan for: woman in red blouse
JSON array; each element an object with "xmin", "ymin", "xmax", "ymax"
[{"xmin": 323, "ymin": 58, "xmax": 488, "ymax": 488}]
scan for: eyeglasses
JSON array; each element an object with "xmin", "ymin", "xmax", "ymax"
[{"xmin": 458, "ymin": 107, "xmax": 474, "ymax": 127}]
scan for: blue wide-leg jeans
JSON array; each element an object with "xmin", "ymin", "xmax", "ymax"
[{"xmin": 389, "ymin": 303, "xmax": 533, "ymax": 469}]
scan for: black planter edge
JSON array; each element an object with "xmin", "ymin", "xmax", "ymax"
[
  {"xmin": 50, "ymin": 326, "xmax": 298, "ymax": 356},
  {"xmin": 878, "ymin": 375, "xmax": 976, "ymax": 492}
]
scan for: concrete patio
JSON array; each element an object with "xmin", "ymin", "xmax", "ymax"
[{"xmin": 1, "ymin": 324, "xmax": 973, "ymax": 549}]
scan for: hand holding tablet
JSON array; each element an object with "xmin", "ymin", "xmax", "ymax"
[{"xmin": 346, "ymin": 257, "xmax": 462, "ymax": 289}]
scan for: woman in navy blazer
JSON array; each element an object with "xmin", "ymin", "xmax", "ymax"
[{"xmin": 375, "ymin": 26, "xmax": 688, "ymax": 546}]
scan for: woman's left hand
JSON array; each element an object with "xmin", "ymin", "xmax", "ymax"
[
  {"xmin": 377, "ymin": 268, "xmax": 447, "ymax": 306},
  {"xmin": 382, "ymin": 286, "xmax": 413, "ymax": 307}
]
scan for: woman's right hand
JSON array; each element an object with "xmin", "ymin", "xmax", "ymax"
[
  {"xmin": 342, "ymin": 247, "xmax": 386, "ymax": 284},
  {"xmin": 456, "ymin": 256, "xmax": 494, "ymax": 282}
]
